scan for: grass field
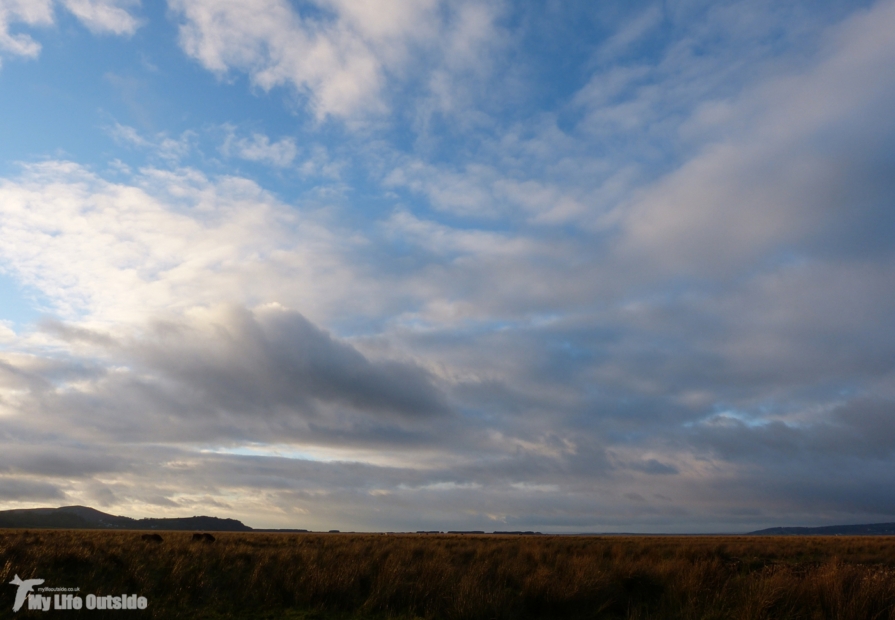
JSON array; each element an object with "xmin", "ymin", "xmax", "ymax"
[{"xmin": 2, "ymin": 530, "xmax": 895, "ymax": 619}]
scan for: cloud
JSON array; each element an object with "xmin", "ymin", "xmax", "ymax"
[
  {"xmin": 0, "ymin": 0, "xmax": 138, "ymax": 64},
  {"xmin": 125, "ymin": 304, "xmax": 451, "ymax": 423},
  {"xmin": 0, "ymin": 161, "xmax": 342, "ymax": 324},
  {"xmin": 221, "ymin": 128, "xmax": 297, "ymax": 167},
  {"xmin": 169, "ymin": 0, "xmax": 409, "ymax": 119},
  {"xmin": 107, "ymin": 122, "xmax": 194, "ymax": 162},
  {"xmin": 626, "ymin": 459, "xmax": 678, "ymax": 476},
  {"xmin": 1, "ymin": 304, "xmax": 451, "ymax": 453},
  {"xmin": 594, "ymin": 4, "xmax": 663, "ymax": 63},
  {"xmin": 0, "ymin": 477, "xmax": 65, "ymax": 501},
  {"xmin": 0, "ymin": 0, "xmax": 53, "ymax": 59},
  {"xmin": 382, "ymin": 152, "xmax": 608, "ymax": 224},
  {"xmin": 0, "ymin": 161, "xmax": 451, "ymax": 449},
  {"xmin": 168, "ymin": 0, "xmax": 502, "ymax": 120},
  {"xmin": 0, "ymin": 442, "xmax": 129, "ymax": 478},
  {"xmin": 612, "ymin": 0, "xmax": 895, "ymax": 277},
  {"xmin": 60, "ymin": 0, "xmax": 139, "ymax": 35}
]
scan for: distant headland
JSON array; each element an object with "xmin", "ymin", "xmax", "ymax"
[{"xmin": 0, "ymin": 505, "xmax": 256, "ymax": 532}]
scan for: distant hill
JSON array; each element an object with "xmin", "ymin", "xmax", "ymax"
[
  {"xmin": 749, "ymin": 522, "xmax": 895, "ymax": 535},
  {"xmin": 0, "ymin": 506, "xmax": 253, "ymax": 531}
]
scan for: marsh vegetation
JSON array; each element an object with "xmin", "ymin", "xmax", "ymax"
[{"xmin": 2, "ymin": 530, "xmax": 894, "ymax": 619}]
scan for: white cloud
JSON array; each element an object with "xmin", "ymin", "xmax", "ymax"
[
  {"xmin": 297, "ymin": 144, "xmax": 342, "ymax": 180},
  {"xmin": 168, "ymin": 0, "xmax": 501, "ymax": 120},
  {"xmin": 384, "ymin": 161, "xmax": 499, "ymax": 217},
  {"xmin": 60, "ymin": 0, "xmax": 139, "ymax": 35},
  {"xmin": 382, "ymin": 209, "xmax": 538, "ymax": 260},
  {"xmin": 108, "ymin": 122, "xmax": 147, "ymax": 147},
  {"xmin": 0, "ymin": 161, "xmax": 352, "ymax": 325},
  {"xmin": 170, "ymin": 0, "xmax": 403, "ymax": 119},
  {"xmin": 594, "ymin": 4, "xmax": 663, "ymax": 63},
  {"xmin": 383, "ymin": 153, "xmax": 614, "ymax": 225},
  {"xmin": 108, "ymin": 123, "xmax": 194, "ymax": 163},
  {"xmin": 0, "ymin": 0, "xmax": 138, "ymax": 64},
  {"xmin": 0, "ymin": 0, "xmax": 53, "ymax": 59},
  {"xmin": 221, "ymin": 128, "xmax": 297, "ymax": 167},
  {"xmin": 0, "ymin": 320, "xmax": 16, "ymax": 342}
]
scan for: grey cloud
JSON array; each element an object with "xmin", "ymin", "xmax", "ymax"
[
  {"xmin": 0, "ymin": 443, "xmax": 130, "ymax": 478},
  {"xmin": 610, "ymin": 0, "xmax": 895, "ymax": 278},
  {"xmin": 131, "ymin": 305, "xmax": 450, "ymax": 420},
  {"xmin": 40, "ymin": 319, "xmax": 117, "ymax": 348},
  {"xmin": 18, "ymin": 306, "xmax": 452, "ymax": 447},
  {"xmin": 687, "ymin": 397, "xmax": 895, "ymax": 464},
  {"xmin": 86, "ymin": 483, "xmax": 118, "ymax": 508},
  {"xmin": 681, "ymin": 455, "xmax": 895, "ymax": 523},
  {"xmin": 833, "ymin": 398, "xmax": 895, "ymax": 457},
  {"xmin": 0, "ymin": 478, "xmax": 65, "ymax": 501},
  {"xmin": 627, "ymin": 459, "xmax": 678, "ymax": 475},
  {"xmin": 689, "ymin": 418, "xmax": 807, "ymax": 461},
  {"xmin": 176, "ymin": 452, "xmax": 635, "ymax": 531}
]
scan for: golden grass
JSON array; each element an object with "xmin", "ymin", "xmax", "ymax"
[{"xmin": 2, "ymin": 530, "xmax": 895, "ymax": 619}]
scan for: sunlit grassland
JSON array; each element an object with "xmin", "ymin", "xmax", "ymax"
[{"xmin": 2, "ymin": 530, "xmax": 895, "ymax": 619}]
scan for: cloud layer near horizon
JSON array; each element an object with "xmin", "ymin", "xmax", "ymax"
[{"xmin": 0, "ymin": 0, "xmax": 893, "ymax": 531}]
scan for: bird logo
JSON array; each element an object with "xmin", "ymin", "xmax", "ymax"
[{"xmin": 9, "ymin": 575, "xmax": 44, "ymax": 613}]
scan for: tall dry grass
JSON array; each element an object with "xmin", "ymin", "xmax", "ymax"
[{"xmin": 1, "ymin": 530, "xmax": 894, "ymax": 619}]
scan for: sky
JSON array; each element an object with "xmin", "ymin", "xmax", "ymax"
[{"xmin": 0, "ymin": 0, "xmax": 893, "ymax": 533}]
